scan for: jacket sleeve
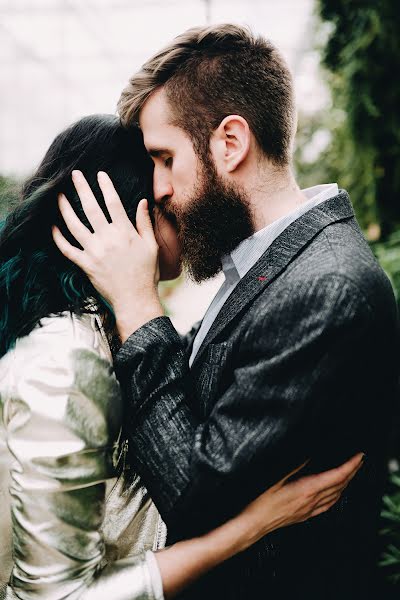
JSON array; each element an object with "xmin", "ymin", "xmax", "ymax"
[
  {"xmin": 114, "ymin": 274, "xmax": 377, "ymax": 538},
  {"xmin": 3, "ymin": 337, "xmax": 161, "ymax": 600}
]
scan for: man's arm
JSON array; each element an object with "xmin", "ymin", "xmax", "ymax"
[{"xmin": 115, "ymin": 274, "xmax": 371, "ymax": 538}]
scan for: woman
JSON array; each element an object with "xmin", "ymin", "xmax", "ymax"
[{"xmin": 0, "ymin": 114, "xmax": 362, "ymax": 600}]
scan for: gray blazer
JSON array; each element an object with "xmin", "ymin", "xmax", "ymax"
[{"xmin": 115, "ymin": 191, "xmax": 399, "ymax": 599}]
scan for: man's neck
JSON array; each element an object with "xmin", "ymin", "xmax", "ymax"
[{"xmin": 248, "ymin": 168, "xmax": 306, "ymax": 231}]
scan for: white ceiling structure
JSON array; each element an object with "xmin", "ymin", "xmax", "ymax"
[{"xmin": 0, "ymin": 0, "xmax": 327, "ymax": 176}]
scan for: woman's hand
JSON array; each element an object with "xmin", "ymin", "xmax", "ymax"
[
  {"xmin": 52, "ymin": 170, "xmax": 164, "ymax": 341},
  {"xmin": 155, "ymin": 453, "xmax": 364, "ymax": 598},
  {"xmin": 232, "ymin": 452, "xmax": 364, "ymax": 550}
]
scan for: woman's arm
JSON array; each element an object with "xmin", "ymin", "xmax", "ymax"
[
  {"xmin": 156, "ymin": 453, "xmax": 363, "ymax": 598},
  {"xmin": 4, "ymin": 326, "xmax": 160, "ymax": 600}
]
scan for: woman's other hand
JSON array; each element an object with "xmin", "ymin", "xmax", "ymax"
[
  {"xmin": 235, "ymin": 452, "xmax": 364, "ymax": 549},
  {"xmin": 156, "ymin": 453, "xmax": 364, "ymax": 598}
]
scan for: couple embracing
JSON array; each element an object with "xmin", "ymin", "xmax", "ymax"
[{"xmin": 0, "ymin": 24, "xmax": 397, "ymax": 600}]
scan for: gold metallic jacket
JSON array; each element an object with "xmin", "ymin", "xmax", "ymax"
[{"xmin": 0, "ymin": 312, "xmax": 167, "ymax": 600}]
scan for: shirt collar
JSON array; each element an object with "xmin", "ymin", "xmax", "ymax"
[
  {"xmin": 222, "ymin": 183, "xmax": 339, "ymax": 281},
  {"xmin": 220, "ymin": 253, "xmax": 240, "ymax": 284}
]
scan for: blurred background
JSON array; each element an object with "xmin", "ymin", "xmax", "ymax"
[
  {"xmin": 1, "ymin": 0, "xmax": 399, "ymax": 331},
  {"xmin": 1, "ymin": 0, "xmax": 400, "ymax": 588},
  {"xmin": 0, "ymin": 0, "xmax": 328, "ymax": 332}
]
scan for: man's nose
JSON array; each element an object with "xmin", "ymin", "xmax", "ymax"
[{"xmin": 153, "ymin": 173, "xmax": 173, "ymax": 204}]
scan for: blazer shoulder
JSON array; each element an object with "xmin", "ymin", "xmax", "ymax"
[{"xmin": 286, "ymin": 219, "xmax": 394, "ymax": 306}]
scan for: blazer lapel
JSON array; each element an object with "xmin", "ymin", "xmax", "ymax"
[{"xmin": 191, "ymin": 191, "xmax": 354, "ymax": 368}]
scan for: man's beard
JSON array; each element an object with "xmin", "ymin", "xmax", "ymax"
[{"xmin": 162, "ymin": 159, "xmax": 254, "ymax": 282}]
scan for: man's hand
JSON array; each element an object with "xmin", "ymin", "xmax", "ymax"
[{"xmin": 52, "ymin": 170, "xmax": 164, "ymax": 341}]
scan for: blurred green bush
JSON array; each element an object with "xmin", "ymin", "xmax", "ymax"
[
  {"xmin": 296, "ymin": 0, "xmax": 400, "ymax": 241},
  {"xmin": 301, "ymin": 0, "xmax": 400, "ymax": 590},
  {"xmin": 373, "ymin": 233, "xmax": 400, "ymax": 307},
  {"xmin": 0, "ymin": 175, "xmax": 20, "ymax": 221},
  {"xmin": 294, "ymin": 0, "xmax": 400, "ymax": 303},
  {"xmin": 381, "ymin": 473, "xmax": 400, "ymax": 586}
]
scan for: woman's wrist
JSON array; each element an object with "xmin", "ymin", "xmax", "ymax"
[
  {"xmin": 114, "ymin": 296, "xmax": 164, "ymax": 342},
  {"xmin": 154, "ymin": 528, "xmax": 245, "ymax": 598},
  {"xmin": 155, "ymin": 508, "xmax": 276, "ymax": 599},
  {"xmin": 205, "ymin": 503, "xmax": 276, "ymax": 558}
]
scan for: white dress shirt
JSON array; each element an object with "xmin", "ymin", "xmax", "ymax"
[{"xmin": 189, "ymin": 183, "xmax": 339, "ymax": 367}]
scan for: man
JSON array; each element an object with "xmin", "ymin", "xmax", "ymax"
[{"xmin": 53, "ymin": 25, "xmax": 398, "ymax": 599}]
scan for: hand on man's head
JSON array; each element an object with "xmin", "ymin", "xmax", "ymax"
[{"xmin": 52, "ymin": 169, "xmax": 164, "ymax": 341}]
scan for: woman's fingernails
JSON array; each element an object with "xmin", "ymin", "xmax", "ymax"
[
  {"xmin": 58, "ymin": 193, "xmax": 65, "ymax": 203},
  {"xmin": 97, "ymin": 171, "xmax": 106, "ymax": 180},
  {"xmin": 72, "ymin": 169, "xmax": 82, "ymax": 179}
]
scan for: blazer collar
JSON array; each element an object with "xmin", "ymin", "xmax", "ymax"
[{"xmin": 191, "ymin": 190, "xmax": 354, "ymax": 368}]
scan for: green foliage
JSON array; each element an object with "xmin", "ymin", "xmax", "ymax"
[
  {"xmin": 296, "ymin": 0, "xmax": 400, "ymax": 239},
  {"xmin": 295, "ymin": 2, "xmax": 400, "ymax": 588},
  {"xmin": 380, "ymin": 472, "xmax": 400, "ymax": 584},
  {"xmin": 372, "ymin": 231, "xmax": 400, "ymax": 306},
  {"xmin": 295, "ymin": 107, "xmax": 379, "ymax": 232},
  {"xmin": 159, "ymin": 276, "xmax": 183, "ymax": 316},
  {"xmin": 0, "ymin": 174, "xmax": 20, "ymax": 221}
]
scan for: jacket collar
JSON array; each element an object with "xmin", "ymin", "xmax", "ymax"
[
  {"xmin": 224, "ymin": 183, "xmax": 340, "ymax": 280},
  {"xmin": 190, "ymin": 190, "xmax": 354, "ymax": 368}
]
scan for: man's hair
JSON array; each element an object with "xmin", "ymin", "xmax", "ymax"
[{"xmin": 118, "ymin": 24, "xmax": 296, "ymax": 166}]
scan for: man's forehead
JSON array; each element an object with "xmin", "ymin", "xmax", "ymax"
[
  {"xmin": 141, "ymin": 125, "xmax": 176, "ymax": 155},
  {"xmin": 139, "ymin": 92, "xmax": 173, "ymax": 148},
  {"xmin": 139, "ymin": 88, "xmax": 170, "ymax": 129},
  {"xmin": 142, "ymin": 119, "xmax": 191, "ymax": 159}
]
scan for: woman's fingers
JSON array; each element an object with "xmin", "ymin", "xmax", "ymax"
[
  {"xmin": 136, "ymin": 199, "xmax": 158, "ymax": 246},
  {"xmin": 97, "ymin": 171, "xmax": 133, "ymax": 228},
  {"xmin": 313, "ymin": 459, "xmax": 363, "ymax": 499},
  {"xmin": 72, "ymin": 170, "xmax": 108, "ymax": 232},
  {"xmin": 309, "ymin": 497, "xmax": 339, "ymax": 519},
  {"xmin": 234, "ymin": 456, "xmax": 364, "ymax": 542},
  {"xmin": 295, "ymin": 456, "xmax": 365, "ymax": 521},
  {"xmin": 313, "ymin": 456, "xmax": 364, "ymax": 500},
  {"xmin": 305, "ymin": 453, "xmax": 364, "ymax": 496},
  {"xmin": 313, "ymin": 481, "xmax": 348, "ymax": 504},
  {"xmin": 274, "ymin": 461, "xmax": 309, "ymax": 489},
  {"xmin": 52, "ymin": 226, "xmax": 86, "ymax": 269},
  {"xmin": 275, "ymin": 453, "xmax": 364, "ymax": 500},
  {"xmin": 264, "ymin": 454, "xmax": 365, "ymax": 528},
  {"xmin": 58, "ymin": 193, "xmax": 93, "ymax": 247},
  {"xmin": 313, "ymin": 488, "xmax": 345, "ymax": 510}
]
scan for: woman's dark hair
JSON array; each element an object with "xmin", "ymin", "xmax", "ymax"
[{"xmin": 0, "ymin": 114, "xmax": 154, "ymax": 358}]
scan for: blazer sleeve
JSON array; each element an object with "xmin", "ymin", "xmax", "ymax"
[
  {"xmin": 114, "ymin": 274, "xmax": 379, "ymax": 538},
  {"xmin": 3, "ymin": 336, "xmax": 161, "ymax": 600}
]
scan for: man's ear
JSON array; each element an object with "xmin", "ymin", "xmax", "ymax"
[{"xmin": 211, "ymin": 115, "xmax": 251, "ymax": 173}]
